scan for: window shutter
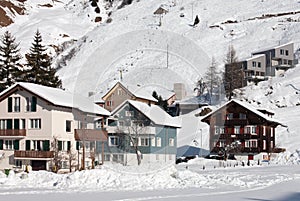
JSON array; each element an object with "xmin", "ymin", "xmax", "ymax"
[
  {"xmin": 7, "ymin": 119, "xmax": 12, "ymax": 129},
  {"xmin": 26, "ymin": 140, "xmax": 31, "ymax": 150},
  {"xmin": 43, "ymin": 140, "xmax": 50, "ymax": 151},
  {"xmin": 67, "ymin": 141, "xmax": 71, "ymax": 151},
  {"xmin": 14, "ymin": 119, "xmax": 19, "ymax": 129},
  {"xmin": 76, "ymin": 141, "xmax": 80, "ymax": 150},
  {"xmin": 14, "ymin": 140, "xmax": 19, "ymax": 150},
  {"xmin": 58, "ymin": 141, "xmax": 62, "ymax": 151},
  {"xmin": 0, "ymin": 140, "xmax": 3, "ymax": 150},
  {"xmin": 31, "ymin": 96, "xmax": 37, "ymax": 112},
  {"xmin": 8, "ymin": 97, "xmax": 12, "ymax": 112}
]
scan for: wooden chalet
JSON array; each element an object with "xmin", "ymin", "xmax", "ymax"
[{"xmin": 201, "ymin": 99, "xmax": 282, "ymax": 157}]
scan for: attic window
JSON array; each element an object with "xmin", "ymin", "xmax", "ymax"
[{"xmin": 125, "ymin": 111, "xmax": 133, "ymax": 117}]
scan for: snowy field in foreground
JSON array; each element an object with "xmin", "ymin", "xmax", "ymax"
[{"xmin": 0, "ymin": 162, "xmax": 299, "ymax": 201}]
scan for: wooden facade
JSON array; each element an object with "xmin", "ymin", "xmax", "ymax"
[{"xmin": 202, "ymin": 99, "xmax": 281, "ymax": 155}]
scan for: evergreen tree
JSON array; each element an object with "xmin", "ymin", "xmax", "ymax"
[
  {"xmin": 25, "ymin": 30, "xmax": 61, "ymax": 88},
  {"xmin": 223, "ymin": 45, "xmax": 243, "ymax": 100},
  {"xmin": 0, "ymin": 31, "xmax": 22, "ymax": 92}
]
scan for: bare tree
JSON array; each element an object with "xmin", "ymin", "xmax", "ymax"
[
  {"xmin": 67, "ymin": 143, "xmax": 77, "ymax": 172},
  {"xmin": 204, "ymin": 57, "xmax": 221, "ymax": 104},
  {"xmin": 51, "ymin": 137, "xmax": 63, "ymax": 173},
  {"xmin": 223, "ymin": 45, "xmax": 244, "ymax": 100},
  {"xmin": 116, "ymin": 112, "xmax": 150, "ymax": 166}
]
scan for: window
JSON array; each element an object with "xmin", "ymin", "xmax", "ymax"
[
  {"xmin": 140, "ymin": 138, "xmax": 149, "ymax": 146},
  {"xmin": 214, "ymin": 126, "xmax": 220, "ymax": 135},
  {"xmin": 66, "ymin": 120, "xmax": 72, "ymax": 132},
  {"xmin": 234, "ymin": 126, "xmax": 240, "ymax": 134},
  {"xmin": 0, "ymin": 119, "xmax": 7, "ymax": 129},
  {"xmin": 280, "ymin": 49, "xmax": 284, "ymax": 55},
  {"xmin": 4, "ymin": 140, "xmax": 13, "ymax": 150},
  {"xmin": 8, "ymin": 97, "xmax": 12, "ymax": 112},
  {"xmin": 263, "ymin": 126, "xmax": 266, "ymax": 136},
  {"xmin": 219, "ymin": 140, "xmax": 225, "ymax": 147},
  {"xmin": 251, "ymin": 126, "xmax": 257, "ymax": 134},
  {"xmin": 109, "ymin": 136, "xmax": 119, "ymax": 146},
  {"xmin": 26, "ymin": 96, "xmax": 37, "ymax": 112},
  {"xmin": 156, "ymin": 137, "xmax": 161, "ymax": 147},
  {"xmin": 29, "ymin": 119, "xmax": 41, "ymax": 129},
  {"xmin": 263, "ymin": 140, "xmax": 266, "ymax": 150},
  {"xmin": 14, "ymin": 97, "xmax": 20, "ymax": 112},
  {"xmin": 151, "ymin": 137, "xmax": 156, "ymax": 147},
  {"xmin": 245, "ymin": 140, "xmax": 257, "ymax": 148},
  {"xmin": 271, "ymin": 128, "xmax": 273, "ymax": 137},
  {"xmin": 258, "ymin": 62, "xmax": 261, "ymax": 68},
  {"xmin": 245, "ymin": 125, "xmax": 257, "ymax": 134},
  {"xmin": 106, "ymin": 100, "xmax": 113, "ymax": 107},
  {"xmin": 15, "ymin": 160, "xmax": 22, "ymax": 168},
  {"xmin": 226, "ymin": 113, "xmax": 234, "ymax": 120},
  {"xmin": 285, "ymin": 50, "xmax": 289, "ymax": 56},
  {"xmin": 169, "ymin": 138, "xmax": 174, "ymax": 146},
  {"xmin": 118, "ymin": 121, "xmax": 124, "ymax": 127},
  {"xmin": 252, "ymin": 61, "xmax": 256, "ymax": 67},
  {"xmin": 125, "ymin": 111, "xmax": 133, "ymax": 117},
  {"xmin": 220, "ymin": 127, "xmax": 225, "ymax": 134},
  {"xmin": 239, "ymin": 113, "xmax": 246, "ymax": 119}
]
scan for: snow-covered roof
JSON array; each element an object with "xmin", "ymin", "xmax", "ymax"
[
  {"xmin": 252, "ymin": 42, "xmax": 293, "ymax": 54},
  {"xmin": 244, "ymin": 54, "xmax": 265, "ymax": 61},
  {"xmin": 102, "ymin": 81, "xmax": 158, "ymax": 103},
  {"xmin": 112, "ymin": 100, "xmax": 181, "ymax": 128},
  {"xmin": 135, "ymin": 85, "xmax": 175, "ymax": 101},
  {"xmin": 0, "ymin": 82, "xmax": 110, "ymax": 116},
  {"xmin": 201, "ymin": 99, "xmax": 282, "ymax": 125}
]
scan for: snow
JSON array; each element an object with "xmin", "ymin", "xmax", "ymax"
[
  {"xmin": 1, "ymin": 0, "xmax": 300, "ymax": 199},
  {"xmin": 113, "ymin": 100, "xmax": 181, "ymax": 128}
]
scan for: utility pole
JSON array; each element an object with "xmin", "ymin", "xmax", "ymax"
[{"xmin": 166, "ymin": 44, "xmax": 169, "ymax": 69}]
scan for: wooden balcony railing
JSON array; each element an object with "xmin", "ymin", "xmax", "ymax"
[
  {"xmin": 75, "ymin": 129, "xmax": 108, "ymax": 141},
  {"xmin": 0, "ymin": 129, "xmax": 26, "ymax": 137},
  {"xmin": 14, "ymin": 150, "xmax": 54, "ymax": 158}
]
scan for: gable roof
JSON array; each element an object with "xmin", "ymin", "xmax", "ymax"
[
  {"xmin": 201, "ymin": 99, "xmax": 282, "ymax": 126},
  {"xmin": 112, "ymin": 100, "xmax": 181, "ymax": 128},
  {"xmin": 252, "ymin": 42, "xmax": 293, "ymax": 54},
  {"xmin": 0, "ymin": 82, "xmax": 110, "ymax": 116},
  {"xmin": 102, "ymin": 81, "xmax": 158, "ymax": 103}
]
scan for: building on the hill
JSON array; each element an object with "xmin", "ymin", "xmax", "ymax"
[
  {"xmin": 101, "ymin": 82, "xmax": 157, "ymax": 112},
  {"xmin": 100, "ymin": 100, "xmax": 181, "ymax": 165},
  {"xmin": 252, "ymin": 42, "xmax": 294, "ymax": 77},
  {"xmin": 201, "ymin": 99, "xmax": 282, "ymax": 161},
  {"xmin": 0, "ymin": 82, "xmax": 110, "ymax": 171}
]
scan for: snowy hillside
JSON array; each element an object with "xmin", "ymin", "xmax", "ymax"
[{"xmin": 2, "ymin": 0, "xmax": 300, "ymax": 160}]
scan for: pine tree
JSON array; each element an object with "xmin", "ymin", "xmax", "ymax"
[
  {"xmin": 0, "ymin": 31, "xmax": 22, "ymax": 92},
  {"xmin": 223, "ymin": 45, "xmax": 243, "ymax": 100},
  {"xmin": 25, "ymin": 30, "xmax": 61, "ymax": 88}
]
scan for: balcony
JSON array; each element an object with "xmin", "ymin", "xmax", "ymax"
[
  {"xmin": 0, "ymin": 129, "xmax": 26, "ymax": 137},
  {"xmin": 224, "ymin": 119, "xmax": 248, "ymax": 126},
  {"xmin": 14, "ymin": 150, "xmax": 54, "ymax": 159},
  {"xmin": 75, "ymin": 129, "xmax": 108, "ymax": 141},
  {"xmin": 211, "ymin": 146, "xmax": 260, "ymax": 154},
  {"xmin": 217, "ymin": 133, "xmax": 258, "ymax": 140}
]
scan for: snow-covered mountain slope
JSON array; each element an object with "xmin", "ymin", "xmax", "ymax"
[
  {"xmin": 3, "ymin": 0, "xmax": 300, "ymax": 94},
  {"xmin": 2, "ymin": 0, "xmax": 300, "ymax": 162}
]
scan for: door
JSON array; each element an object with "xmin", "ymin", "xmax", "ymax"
[{"xmin": 31, "ymin": 160, "xmax": 47, "ymax": 171}]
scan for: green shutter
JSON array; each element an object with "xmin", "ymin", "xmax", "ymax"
[
  {"xmin": 7, "ymin": 119, "xmax": 12, "ymax": 129},
  {"xmin": 58, "ymin": 141, "xmax": 62, "ymax": 151},
  {"xmin": 14, "ymin": 119, "xmax": 19, "ymax": 129},
  {"xmin": 0, "ymin": 140, "xmax": 3, "ymax": 150},
  {"xmin": 43, "ymin": 140, "xmax": 50, "ymax": 151},
  {"xmin": 31, "ymin": 96, "xmax": 37, "ymax": 112},
  {"xmin": 76, "ymin": 141, "xmax": 80, "ymax": 150},
  {"xmin": 8, "ymin": 97, "xmax": 12, "ymax": 112},
  {"xmin": 26, "ymin": 140, "xmax": 31, "ymax": 150},
  {"xmin": 14, "ymin": 140, "xmax": 19, "ymax": 150},
  {"xmin": 67, "ymin": 141, "xmax": 71, "ymax": 151}
]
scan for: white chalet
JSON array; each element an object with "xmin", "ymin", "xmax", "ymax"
[{"xmin": 0, "ymin": 82, "xmax": 110, "ymax": 171}]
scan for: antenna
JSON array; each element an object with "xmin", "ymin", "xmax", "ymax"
[{"xmin": 167, "ymin": 44, "xmax": 169, "ymax": 69}]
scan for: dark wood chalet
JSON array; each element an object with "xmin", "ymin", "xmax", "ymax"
[{"xmin": 201, "ymin": 99, "xmax": 281, "ymax": 156}]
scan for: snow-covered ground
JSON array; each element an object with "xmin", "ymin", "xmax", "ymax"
[{"xmin": 0, "ymin": 163, "xmax": 299, "ymax": 200}]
